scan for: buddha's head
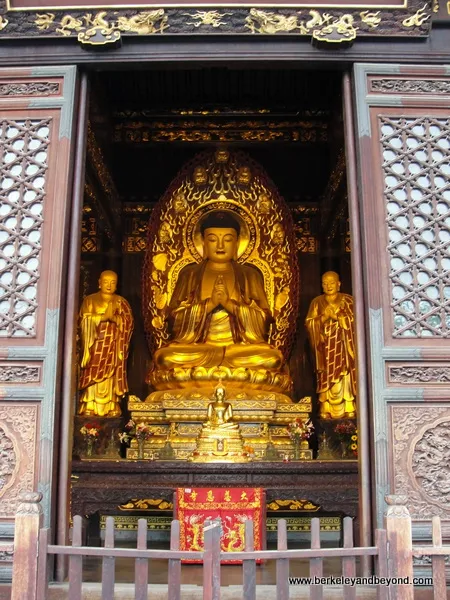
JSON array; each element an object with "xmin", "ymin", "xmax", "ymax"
[
  {"xmin": 99, "ymin": 270, "xmax": 117, "ymax": 295},
  {"xmin": 321, "ymin": 271, "xmax": 341, "ymax": 296},
  {"xmin": 214, "ymin": 383, "xmax": 226, "ymax": 403},
  {"xmin": 200, "ymin": 211, "xmax": 240, "ymax": 264}
]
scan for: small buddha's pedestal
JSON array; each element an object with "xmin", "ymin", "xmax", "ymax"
[
  {"xmin": 127, "ymin": 391, "xmax": 313, "ymax": 461},
  {"xmin": 191, "ymin": 426, "xmax": 248, "ymax": 463}
]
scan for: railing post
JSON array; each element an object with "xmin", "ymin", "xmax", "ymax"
[
  {"xmin": 384, "ymin": 495, "xmax": 414, "ymax": 600},
  {"xmin": 11, "ymin": 492, "xmax": 43, "ymax": 600},
  {"xmin": 203, "ymin": 519, "xmax": 221, "ymax": 600},
  {"xmin": 203, "ymin": 519, "xmax": 213, "ymax": 600},
  {"xmin": 211, "ymin": 518, "xmax": 221, "ymax": 600},
  {"xmin": 276, "ymin": 518, "xmax": 289, "ymax": 600},
  {"xmin": 243, "ymin": 519, "xmax": 256, "ymax": 600}
]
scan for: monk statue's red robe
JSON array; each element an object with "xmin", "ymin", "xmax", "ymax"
[
  {"xmin": 306, "ymin": 293, "xmax": 356, "ymax": 419},
  {"xmin": 79, "ymin": 293, "xmax": 133, "ymax": 417}
]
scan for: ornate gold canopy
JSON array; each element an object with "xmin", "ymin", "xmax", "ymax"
[{"xmin": 142, "ymin": 148, "xmax": 300, "ymax": 361}]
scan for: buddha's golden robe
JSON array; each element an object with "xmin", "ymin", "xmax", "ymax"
[
  {"xmin": 205, "ymin": 400, "xmax": 238, "ymax": 430},
  {"xmin": 154, "ymin": 261, "xmax": 283, "ymax": 370},
  {"xmin": 305, "ymin": 293, "xmax": 356, "ymax": 419}
]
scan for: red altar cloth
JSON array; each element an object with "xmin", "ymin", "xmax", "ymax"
[{"xmin": 176, "ymin": 487, "xmax": 264, "ymax": 562}]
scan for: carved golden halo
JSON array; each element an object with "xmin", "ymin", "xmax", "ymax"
[{"xmin": 186, "ymin": 197, "xmax": 258, "ymax": 263}]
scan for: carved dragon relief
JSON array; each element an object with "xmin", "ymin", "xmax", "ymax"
[
  {"xmin": 392, "ymin": 406, "xmax": 450, "ymax": 520},
  {"xmin": 0, "ymin": 0, "xmax": 432, "ymax": 42}
]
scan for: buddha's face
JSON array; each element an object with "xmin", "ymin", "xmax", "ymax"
[
  {"xmin": 215, "ymin": 386, "xmax": 226, "ymax": 402},
  {"xmin": 322, "ymin": 272, "xmax": 340, "ymax": 296},
  {"xmin": 203, "ymin": 227, "xmax": 238, "ymax": 263},
  {"xmin": 99, "ymin": 272, "xmax": 117, "ymax": 294}
]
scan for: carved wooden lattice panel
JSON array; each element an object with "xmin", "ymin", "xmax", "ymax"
[
  {"xmin": 0, "ymin": 118, "xmax": 50, "ymax": 337},
  {"xmin": 381, "ymin": 116, "xmax": 450, "ymax": 338}
]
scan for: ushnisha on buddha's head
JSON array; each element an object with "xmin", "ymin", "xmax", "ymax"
[{"xmin": 200, "ymin": 211, "xmax": 240, "ymax": 264}]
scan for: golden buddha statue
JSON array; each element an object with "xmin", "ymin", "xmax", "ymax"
[
  {"xmin": 132, "ymin": 150, "xmax": 311, "ymax": 461},
  {"xmin": 191, "ymin": 383, "xmax": 247, "ymax": 462},
  {"xmin": 204, "ymin": 383, "xmax": 238, "ymax": 431},
  {"xmin": 151, "ymin": 210, "xmax": 284, "ymax": 382},
  {"xmin": 305, "ymin": 271, "xmax": 356, "ymax": 420},
  {"xmin": 78, "ymin": 270, "xmax": 134, "ymax": 417}
]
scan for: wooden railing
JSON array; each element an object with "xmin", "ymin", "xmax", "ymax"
[{"xmin": 8, "ymin": 493, "xmax": 450, "ymax": 600}]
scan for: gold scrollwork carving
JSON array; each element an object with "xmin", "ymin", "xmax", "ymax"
[
  {"xmin": 270, "ymin": 426, "xmax": 289, "ymax": 436},
  {"xmin": 245, "ymin": 8, "xmax": 304, "ymax": 34},
  {"xmin": 244, "ymin": 8, "xmax": 382, "ymax": 41},
  {"xmin": 35, "ymin": 13, "xmax": 56, "ymax": 30},
  {"xmin": 267, "ymin": 499, "xmax": 321, "ymax": 511},
  {"xmin": 312, "ymin": 14, "xmax": 357, "ymax": 43},
  {"xmin": 118, "ymin": 498, "xmax": 173, "ymax": 511},
  {"xmin": 185, "ymin": 11, "xmax": 232, "ymax": 28},
  {"xmin": 35, "ymin": 10, "xmax": 168, "ymax": 44},
  {"xmin": 402, "ymin": 4, "xmax": 430, "ymax": 26},
  {"xmin": 359, "ymin": 10, "xmax": 381, "ymax": 28},
  {"xmin": 117, "ymin": 10, "xmax": 168, "ymax": 34}
]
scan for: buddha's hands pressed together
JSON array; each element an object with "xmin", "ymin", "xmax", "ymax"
[
  {"xmin": 321, "ymin": 303, "xmax": 338, "ymax": 324},
  {"xmin": 211, "ymin": 275, "xmax": 233, "ymax": 313},
  {"xmin": 102, "ymin": 301, "xmax": 119, "ymax": 326}
]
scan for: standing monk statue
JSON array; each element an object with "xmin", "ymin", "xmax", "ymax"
[
  {"xmin": 305, "ymin": 271, "xmax": 356, "ymax": 420},
  {"xmin": 78, "ymin": 270, "xmax": 134, "ymax": 417}
]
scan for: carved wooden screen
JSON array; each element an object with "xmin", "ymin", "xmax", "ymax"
[
  {"xmin": 354, "ymin": 65, "xmax": 450, "ymax": 533},
  {"xmin": 0, "ymin": 68, "xmax": 77, "ymax": 573}
]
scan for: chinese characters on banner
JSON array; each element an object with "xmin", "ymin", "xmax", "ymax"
[{"xmin": 176, "ymin": 488, "xmax": 264, "ymax": 562}]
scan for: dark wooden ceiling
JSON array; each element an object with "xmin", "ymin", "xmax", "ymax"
[{"xmin": 89, "ymin": 67, "xmax": 344, "ymax": 205}]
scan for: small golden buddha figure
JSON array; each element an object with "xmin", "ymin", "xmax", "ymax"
[
  {"xmin": 305, "ymin": 271, "xmax": 356, "ymax": 420},
  {"xmin": 193, "ymin": 166, "xmax": 208, "ymax": 185},
  {"xmin": 78, "ymin": 270, "xmax": 134, "ymax": 417},
  {"xmin": 192, "ymin": 383, "xmax": 247, "ymax": 462},
  {"xmin": 204, "ymin": 383, "xmax": 238, "ymax": 431},
  {"xmin": 153, "ymin": 211, "xmax": 283, "ymax": 375},
  {"xmin": 257, "ymin": 193, "xmax": 271, "ymax": 214},
  {"xmin": 237, "ymin": 166, "xmax": 252, "ymax": 184},
  {"xmin": 215, "ymin": 149, "xmax": 230, "ymax": 163}
]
